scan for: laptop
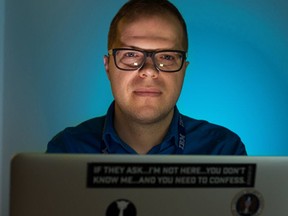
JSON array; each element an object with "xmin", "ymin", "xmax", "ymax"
[{"xmin": 10, "ymin": 153, "xmax": 288, "ymax": 216}]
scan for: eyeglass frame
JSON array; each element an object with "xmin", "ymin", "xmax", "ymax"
[{"xmin": 108, "ymin": 48, "xmax": 187, "ymax": 73}]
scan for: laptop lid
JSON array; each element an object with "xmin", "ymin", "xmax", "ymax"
[{"xmin": 10, "ymin": 153, "xmax": 288, "ymax": 216}]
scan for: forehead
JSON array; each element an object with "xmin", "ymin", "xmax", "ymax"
[{"xmin": 114, "ymin": 15, "xmax": 184, "ymax": 50}]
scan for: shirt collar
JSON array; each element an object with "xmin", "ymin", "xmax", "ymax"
[{"xmin": 102, "ymin": 101, "xmax": 180, "ymax": 153}]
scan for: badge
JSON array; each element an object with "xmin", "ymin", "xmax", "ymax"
[{"xmin": 231, "ymin": 190, "xmax": 264, "ymax": 216}]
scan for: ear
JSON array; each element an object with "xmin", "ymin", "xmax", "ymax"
[
  {"xmin": 103, "ymin": 55, "xmax": 110, "ymax": 80},
  {"xmin": 182, "ymin": 61, "xmax": 189, "ymax": 76}
]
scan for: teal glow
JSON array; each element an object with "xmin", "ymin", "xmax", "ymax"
[{"xmin": 4, "ymin": 0, "xmax": 288, "ymax": 156}]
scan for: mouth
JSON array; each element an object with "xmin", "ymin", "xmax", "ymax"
[{"xmin": 133, "ymin": 88, "xmax": 162, "ymax": 97}]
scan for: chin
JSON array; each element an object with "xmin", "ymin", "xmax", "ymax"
[{"xmin": 132, "ymin": 107, "xmax": 173, "ymax": 125}]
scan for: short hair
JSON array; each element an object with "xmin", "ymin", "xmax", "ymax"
[{"xmin": 108, "ymin": 0, "xmax": 188, "ymax": 51}]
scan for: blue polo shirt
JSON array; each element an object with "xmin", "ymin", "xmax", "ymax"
[{"xmin": 47, "ymin": 102, "xmax": 247, "ymax": 155}]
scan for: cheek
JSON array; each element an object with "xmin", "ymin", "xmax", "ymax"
[
  {"xmin": 109, "ymin": 71, "xmax": 131, "ymax": 96},
  {"xmin": 179, "ymin": 74, "xmax": 185, "ymax": 90},
  {"xmin": 168, "ymin": 73, "xmax": 185, "ymax": 93}
]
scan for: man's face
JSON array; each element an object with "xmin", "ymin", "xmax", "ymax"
[{"xmin": 104, "ymin": 15, "xmax": 188, "ymax": 124}]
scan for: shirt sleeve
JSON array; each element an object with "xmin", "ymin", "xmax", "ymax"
[
  {"xmin": 46, "ymin": 116, "xmax": 106, "ymax": 153},
  {"xmin": 46, "ymin": 131, "xmax": 69, "ymax": 153}
]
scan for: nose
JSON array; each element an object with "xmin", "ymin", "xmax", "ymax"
[{"xmin": 138, "ymin": 57, "xmax": 159, "ymax": 79}]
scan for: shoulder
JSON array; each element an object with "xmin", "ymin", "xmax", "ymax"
[
  {"xmin": 183, "ymin": 115, "xmax": 232, "ymax": 137},
  {"xmin": 46, "ymin": 116, "xmax": 106, "ymax": 153},
  {"xmin": 60, "ymin": 115, "xmax": 106, "ymax": 138},
  {"xmin": 182, "ymin": 115, "xmax": 247, "ymax": 155}
]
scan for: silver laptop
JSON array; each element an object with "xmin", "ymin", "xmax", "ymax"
[{"xmin": 10, "ymin": 153, "xmax": 288, "ymax": 216}]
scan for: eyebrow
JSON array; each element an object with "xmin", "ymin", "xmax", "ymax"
[{"xmin": 115, "ymin": 43, "xmax": 180, "ymax": 52}]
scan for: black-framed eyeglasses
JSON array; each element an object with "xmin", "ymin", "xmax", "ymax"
[{"xmin": 108, "ymin": 48, "xmax": 187, "ymax": 72}]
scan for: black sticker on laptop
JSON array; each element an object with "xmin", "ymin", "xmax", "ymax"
[{"xmin": 87, "ymin": 163, "xmax": 256, "ymax": 188}]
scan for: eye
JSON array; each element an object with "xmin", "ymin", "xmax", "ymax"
[
  {"xmin": 161, "ymin": 54, "xmax": 175, "ymax": 61},
  {"xmin": 157, "ymin": 53, "xmax": 178, "ymax": 62},
  {"xmin": 123, "ymin": 51, "xmax": 139, "ymax": 58}
]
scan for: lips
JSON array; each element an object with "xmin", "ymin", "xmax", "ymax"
[{"xmin": 133, "ymin": 87, "xmax": 162, "ymax": 97}]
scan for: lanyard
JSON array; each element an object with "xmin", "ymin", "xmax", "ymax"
[
  {"xmin": 176, "ymin": 114, "xmax": 186, "ymax": 154},
  {"xmin": 101, "ymin": 114, "xmax": 186, "ymax": 154}
]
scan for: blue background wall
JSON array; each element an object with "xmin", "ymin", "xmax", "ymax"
[
  {"xmin": 177, "ymin": 1, "xmax": 288, "ymax": 155},
  {"xmin": 1, "ymin": 0, "xmax": 288, "ymax": 215}
]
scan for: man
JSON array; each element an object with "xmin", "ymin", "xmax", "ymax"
[{"xmin": 47, "ymin": 0, "xmax": 247, "ymax": 155}]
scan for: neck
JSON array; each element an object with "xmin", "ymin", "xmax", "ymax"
[{"xmin": 114, "ymin": 109, "xmax": 174, "ymax": 154}]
